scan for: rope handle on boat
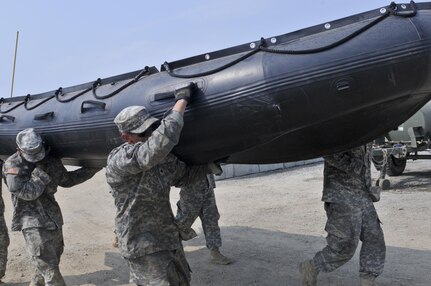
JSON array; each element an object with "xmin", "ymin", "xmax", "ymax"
[
  {"xmin": 259, "ymin": 7, "xmax": 393, "ymax": 55},
  {"xmin": 165, "ymin": 1, "xmax": 417, "ymax": 78},
  {"xmin": 55, "ymin": 86, "xmax": 93, "ymax": 103},
  {"xmin": 56, "ymin": 66, "xmax": 151, "ymax": 102},
  {"xmin": 0, "ymin": 97, "xmax": 25, "ymax": 114},
  {"xmin": 24, "ymin": 94, "xmax": 55, "ymax": 111},
  {"xmin": 92, "ymin": 66, "xmax": 151, "ymax": 99},
  {"xmin": 261, "ymin": 1, "xmax": 416, "ymax": 53},
  {"xmin": 0, "ymin": 67, "xmax": 150, "ymax": 113},
  {"xmin": 163, "ymin": 38, "xmax": 265, "ymax": 79}
]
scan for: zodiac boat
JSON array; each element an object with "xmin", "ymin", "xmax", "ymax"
[{"xmin": 1, "ymin": 1, "xmax": 431, "ymax": 167}]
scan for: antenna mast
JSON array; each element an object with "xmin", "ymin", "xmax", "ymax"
[{"xmin": 10, "ymin": 31, "xmax": 19, "ymax": 97}]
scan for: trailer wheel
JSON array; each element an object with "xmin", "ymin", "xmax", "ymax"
[
  {"xmin": 381, "ymin": 179, "xmax": 391, "ymax": 190},
  {"xmin": 387, "ymin": 155, "xmax": 407, "ymax": 176}
]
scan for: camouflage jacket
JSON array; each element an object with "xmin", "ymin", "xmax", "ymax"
[
  {"xmin": 0, "ymin": 183, "xmax": 3, "ymax": 216},
  {"xmin": 3, "ymin": 153, "xmax": 100, "ymax": 231},
  {"xmin": 0, "ymin": 160, "xmax": 4, "ymax": 215},
  {"xmin": 106, "ymin": 111, "xmax": 208, "ymax": 259},
  {"xmin": 322, "ymin": 143, "xmax": 372, "ymax": 204}
]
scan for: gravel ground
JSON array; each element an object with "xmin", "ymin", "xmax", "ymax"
[{"xmin": 1, "ymin": 159, "xmax": 430, "ymax": 285}]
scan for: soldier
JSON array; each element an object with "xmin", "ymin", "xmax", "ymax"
[
  {"xmin": 299, "ymin": 143, "xmax": 386, "ymax": 286},
  {"xmin": 176, "ymin": 173, "xmax": 232, "ymax": 265},
  {"xmin": 106, "ymin": 84, "xmax": 213, "ymax": 286},
  {"xmin": 0, "ymin": 159, "xmax": 10, "ymax": 284},
  {"xmin": 3, "ymin": 128, "xmax": 101, "ymax": 286}
]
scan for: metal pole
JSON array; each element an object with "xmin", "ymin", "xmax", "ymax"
[{"xmin": 10, "ymin": 31, "xmax": 19, "ymax": 97}]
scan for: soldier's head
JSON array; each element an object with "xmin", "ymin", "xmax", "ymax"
[
  {"xmin": 16, "ymin": 128, "xmax": 46, "ymax": 162},
  {"xmin": 114, "ymin": 106, "xmax": 159, "ymax": 144}
]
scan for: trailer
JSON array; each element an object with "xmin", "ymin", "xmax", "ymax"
[{"xmin": 372, "ymin": 101, "xmax": 431, "ymax": 189}]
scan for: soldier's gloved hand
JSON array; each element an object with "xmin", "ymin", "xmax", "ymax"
[
  {"xmin": 32, "ymin": 167, "xmax": 51, "ymax": 185},
  {"xmin": 174, "ymin": 82, "xmax": 195, "ymax": 103}
]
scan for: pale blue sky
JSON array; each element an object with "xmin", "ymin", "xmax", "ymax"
[{"xmin": 0, "ymin": 0, "xmax": 423, "ymax": 97}]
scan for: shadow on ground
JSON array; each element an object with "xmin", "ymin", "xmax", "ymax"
[
  {"xmin": 18, "ymin": 226, "xmax": 425, "ymax": 286},
  {"xmin": 383, "ymin": 169, "xmax": 431, "ymax": 191}
]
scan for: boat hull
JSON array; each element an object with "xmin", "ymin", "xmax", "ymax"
[{"xmin": 1, "ymin": 2, "xmax": 431, "ymax": 167}]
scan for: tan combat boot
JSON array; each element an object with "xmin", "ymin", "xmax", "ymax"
[
  {"xmin": 210, "ymin": 248, "xmax": 232, "ymax": 265},
  {"xmin": 299, "ymin": 259, "xmax": 318, "ymax": 286},
  {"xmin": 359, "ymin": 274, "xmax": 376, "ymax": 286}
]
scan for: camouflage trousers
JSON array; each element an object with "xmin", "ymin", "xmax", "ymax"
[
  {"xmin": 0, "ymin": 215, "xmax": 9, "ymax": 278},
  {"xmin": 127, "ymin": 247, "xmax": 191, "ymax": 286},
  {"xmin": 176, "ymin": 176, "xmax": 221, "ymax": 250},
  {"xmin": 22, "ymin": 227, "xmax": 66, "ymax": 286},
  {"xmin": 313, "ymin": 200, "xmax": 386, "ymax": 277}
]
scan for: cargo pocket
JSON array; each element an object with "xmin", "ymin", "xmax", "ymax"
[{"xmin": 23, "ymin": 229, "xmax": 42, "ymax": 257}]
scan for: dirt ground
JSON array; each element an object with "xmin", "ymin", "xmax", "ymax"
[{"xmin": 1, "ymin": 159, "xmax": 430, "ymax": 286}]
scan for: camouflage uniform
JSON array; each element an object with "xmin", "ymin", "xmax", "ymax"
[
  {"xmin": 3, "ymin": 133, "xmax": 100, "ymax": 286},
  {"xmin": 312, "ymin": 143, "xmax": 386, "ymax": 278},
  {"xmin": 106, "ymin": 109, "xmax": 208, "ymax": 286},
  {"xmin": 176, "ymin": 174, "xmax": 222, "ymax": 250},
  {"xmin": 0, "ymin": 160, "xmax": 10, "ymax": 280}
]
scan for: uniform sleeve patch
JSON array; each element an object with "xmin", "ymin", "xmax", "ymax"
[{"xmin": 6, "ymin": 167, "xmax": 19, "ymax": 175}]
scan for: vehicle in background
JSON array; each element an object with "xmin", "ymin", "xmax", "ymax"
[{"xmin": 372, "ymin": 101, "xmax": 431, "ymax": 189}]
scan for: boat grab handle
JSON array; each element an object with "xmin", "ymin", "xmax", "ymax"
[
  {"xmin": 0, "ymin": 115, "xmax": 15, "ymax": 122},
  {"xmin": 81, "ymin": 100, "xmax": 106, "ymax": 113},
  {"xmin": 153, "ymin": 91, "xmax": 175, "ymax": 101},
  {"xmin": 153, "ymin": 82, "xmax": 198, "ymax": 102},
  {"xmin": 34, "ymin": 112, "xmax": 54, "ymax": 120}
]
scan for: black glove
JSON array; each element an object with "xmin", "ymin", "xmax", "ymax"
[{"xmin": 174, "ymin": 82, "xmax": 195, "ymax": 103}]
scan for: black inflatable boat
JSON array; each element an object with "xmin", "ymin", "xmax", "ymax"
[{"xmin": 1, "ymin": 1, "xmax": 431, "ymax": 167}]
